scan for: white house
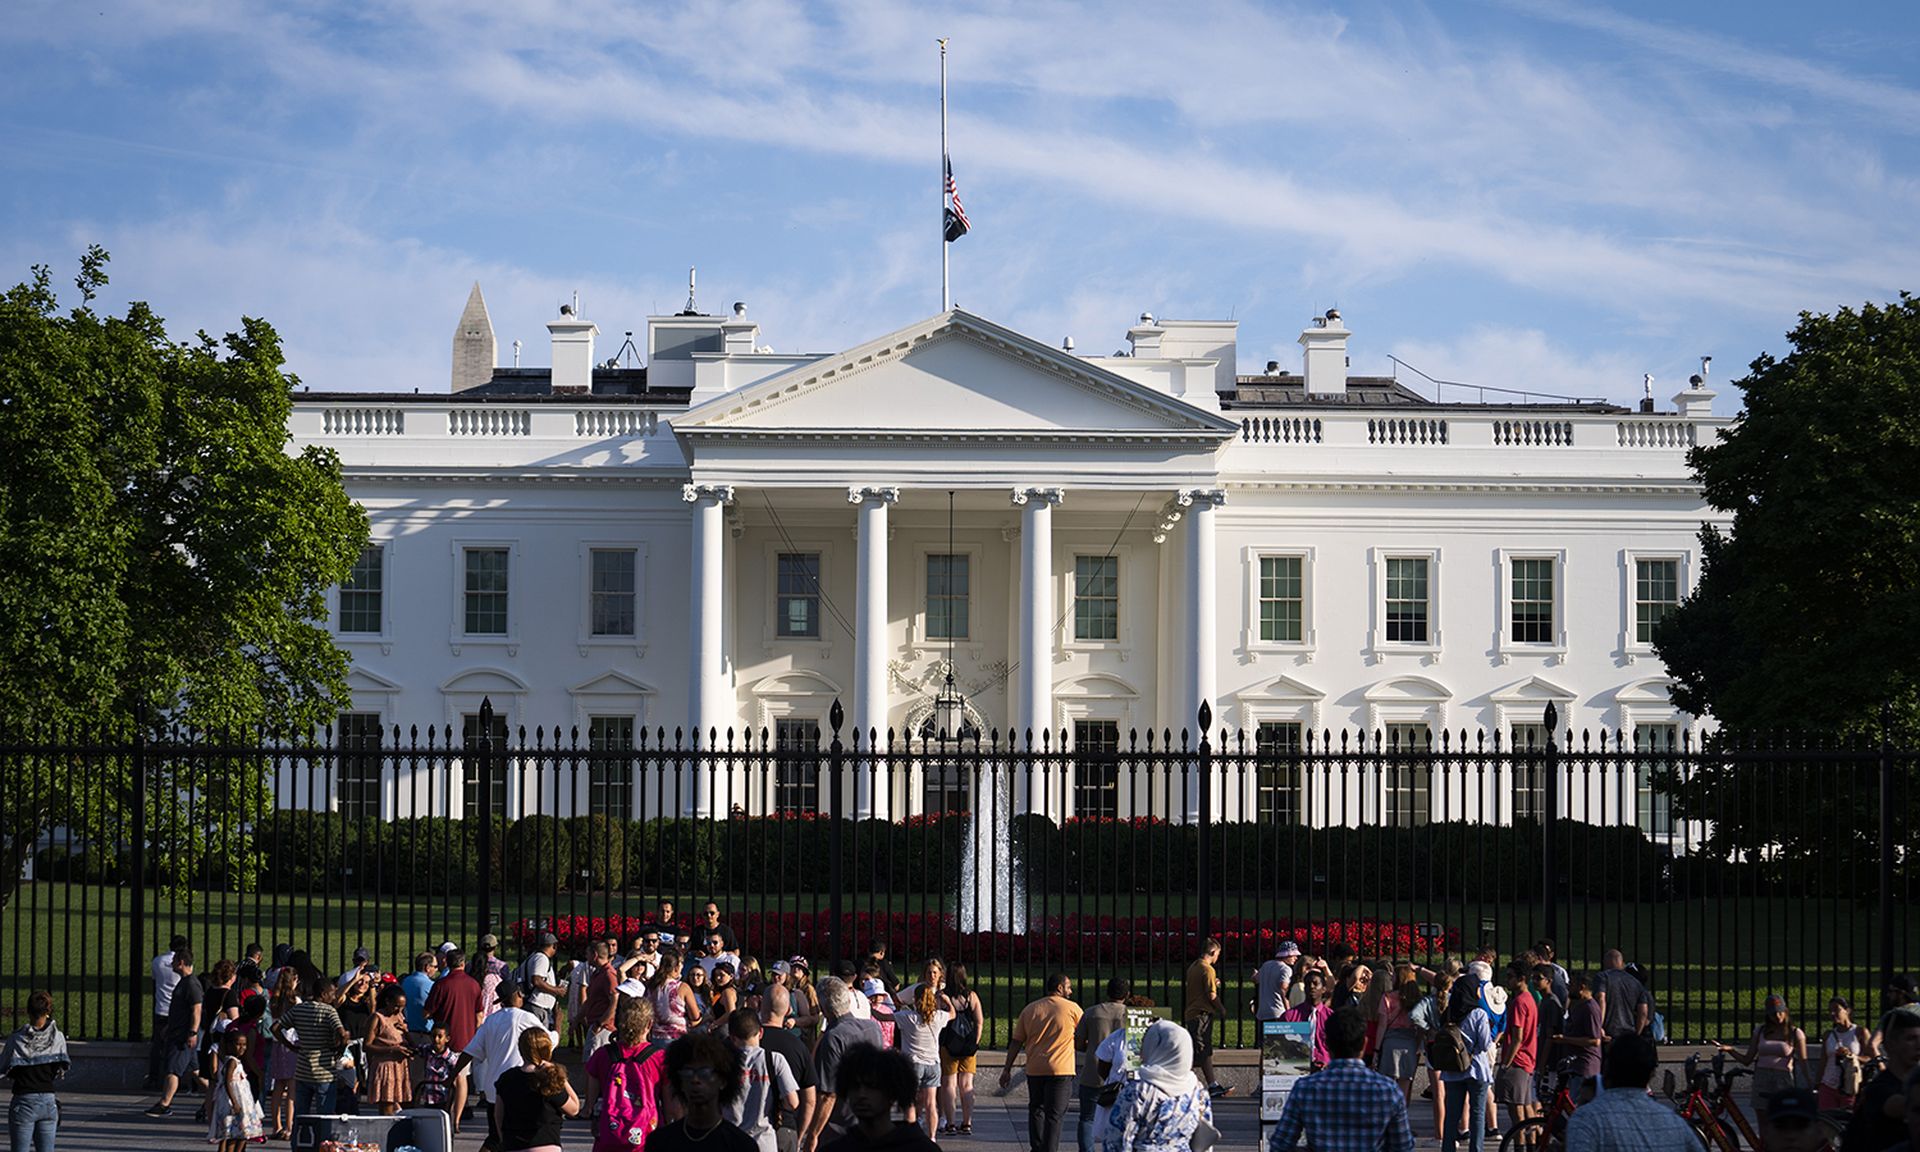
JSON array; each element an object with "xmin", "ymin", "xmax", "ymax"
[{"xmin": 289, "ymin": 285, "xmax": 1727, "ymax": 832}]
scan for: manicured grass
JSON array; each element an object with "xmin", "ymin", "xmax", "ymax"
[{"xmin": 2, "ymin": 881, "xmax": 1908, "ymax": 1045}]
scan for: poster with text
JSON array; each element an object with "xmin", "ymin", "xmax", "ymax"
[{"xmin": 1259, "ymin": 1019, "xmax": 1315, "ymax": 1127}]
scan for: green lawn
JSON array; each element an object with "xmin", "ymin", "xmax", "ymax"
[{"xmin": 2, "ymin": 881, "xmax": 1907, "ymax": 1046}]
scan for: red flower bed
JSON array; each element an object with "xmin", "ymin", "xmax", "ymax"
[{"xmin": 511, "ymin": 909, "xmax": 1456, "ymax": 962}]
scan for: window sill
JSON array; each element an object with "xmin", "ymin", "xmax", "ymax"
[
  {"xmin": 1496, "ymin": 644, "xmax": 1567, "ymax": 665},
  {"xmin": 450, "ymin": 636, "xmax": 519, "ymax": 657}
]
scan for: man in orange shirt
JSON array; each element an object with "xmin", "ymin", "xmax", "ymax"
[
  {"xmin": 1183, "ymin": 938, "xmax": 1230, "ymax": 1097},
  {"xmin": 1000, "ymin": 974, "xmax": 1082, "ymax": 1152}
]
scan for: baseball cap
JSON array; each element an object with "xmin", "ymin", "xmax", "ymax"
[
  {"xmin": 493, "ymin": 980, "xmax": 520, "ymax": 1002},
  {"xmin": 437, "ymin": 940, "xmax": 459, "ymax": 955},
  {"xmin": 1888, "ymin": 973, "xmax": 1918, "ymax": 996},
  {"xmin": 352, "ymin": 947, "xmax": 371, "ymax": 963},
  {"xmin": 1764, "ymin": 994, "xmax": 1787, "ymax": 1012},
  {"xmin": 617, "ymin": 978, "xmax": 648, "ymax": 998},
  {"xmin": 861, "ymin": 978, "xmax": 884, "ymax": 996},
  {"xmin": 1276, "ymin": 941, "xmax": 1301, "ymax": 957},
  {"xmin": 770, "ymin": 960, "xmax": 792, "ymax": 976},
  {"xmin": 479, "ymin": 933, "xmax": 500, "ymax": 949},
  {"xmin": 1762, "ymin": 1087, "xmax": 1818, "ymax": 1122},
  {"xmin": 537, "ymin": 932, "xmax": 559, "ymax": 947}
]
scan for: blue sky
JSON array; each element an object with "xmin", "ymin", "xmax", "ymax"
[{"xmin": 4, "ymin": 1, "xmax": 1918, "ymax": 408}]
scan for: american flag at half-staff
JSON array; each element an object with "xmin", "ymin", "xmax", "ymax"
[{"xmin": 944, "ymin": 155, "xmax": 970, "ymax": 242}]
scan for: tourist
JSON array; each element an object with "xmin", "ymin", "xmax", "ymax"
[
  {"xmin": 1438, "ymin": 973, "xmax": 1495, "ymax": 1152},
  {"xmin": 1871, "ymin": 975, "xmax": 1917, "ymax": 1054},
  {"xmin": 699, "ymin": 902, "xmax": 740, "ymax": 955},
  {"xmin": 275, "ymin": 974, "xmax": 352, "ymax": 1120},
  {"xmin": 458, "ymin": 981, "xmax": 547, "ymax": 1120},
  {"xmin": 1375, "ymin": 966, "xmax": 1425, "ymax": 1104},
  {"xmin": 264, "ymin": 968, "xmax": 300, "ymax": 1139},
  {"xmin": 892, "ymin": 958, "xmax": 952, "ymax": 1136},
  {"xmin": 1756, "ymin": 1088, "xmax": 1832, "ymax": 1152},
  {"xmin": 1331, "ymin": 963, "xmax": 1372, "ymax": 1012},
  {"xmin": 228, "ymin": 995, "xmax": 269, "ymax": 1102},
  {"xmin": 1591, "ymin": 950, "xmax": 1649, "ymax": 1042},
  {"xmin": 789, "ymin": 959, "xmax": 823, "ymax": 1039},
  {"xmin": 193, "ymin": 957, "xmax": 241, "ymax": 1121},
  {"xmin": 1268, "ymin": 1006, "xmax": 1412, "ymax": 1152},
  {"xmin": 146, "ymin": 934, "xmax": 188, "ymax": 1090},
  {"xmin": 626, "ymin": 931, "xmax": 665, "ymax": 986},
  {"xmin": 1414, "ymin": 965, "xmax": 1460, "ymax": 1137},
  {"xmin": 1002, "ymin": 974, "xmax": 1083, "ymax": 1152},
  {"xmin": 362, "ymin": 984, "xmax": 412, "ymax": 1116},
  {"xmin": 337, "ymin": 947, "xmax": 375, "ymax": 989},
  {"xmin": 422, "ymin": 948, "xmax": 484, "ymax": 1132},
  {"xmin": 1254, "ymin": 941, "xmax": 1300, "ymax": 1025},
  {"xmin": 472, "ymin": 934, "xmax": 512, "ymax": 1017},
  {"xmin": 725, "ymin": 1008, "xmax": 798, "ymax": 1152},
  {"xmin": 654, "ymin": 900, "xmax": 681, "ymax": 949},
  {"xmin": 1841, "ymin": 1005, "xmax": 1920, "ymax": 1152},
  {"xmin": 688, "ymin": 964, "xmax": 714, "ymax": 1021},
  {"xmin": 586, "ymin": 998, "xmax": 668, "ymax": 1152},
  {"xmin": 1562, "ymin": 1033, "xmax": 1695, "ymax": 1150},
  {"xmin": 939, "ymin": 962, "xmax": 983, "ymax": 1136},
  {"xmin": 822, "ymin": 1046, "xmax": 940, "ymax": 1152},
  {"xmin": 1718, "ymin": 994, "xmax": 1807, "ymax": 1119},
  {"xmin": 1495, "ymin": 964, "xmax": 1539, "ymax": 1135},
  {"xmin": 580, "ymin": 942, "xmax": 622, "ymax": 1063},
  {"xmin": 1812, "ymin": 997, "xmax": 1875, "ymax": 1112},
  {"xmin": 652, "ymin": 946, "xmax": 702, "ymax": 1044},
  {"xmin": 1075, "ymin": 979, "xmax": 1131, "ymax": 1152},
  {"xmin": 1532, "ymin": 941, "xmax": 1570, "ymax": 1007},
  {"xmin": 650, "ymin": 1033, "xmax": 759, "ymax": 1152},
  {"xmin": 491, "ymin": 1026, "xmax": 579, "ymax": 1152},
  {"xmin": 521, "ymin": 932, "xmax": 565, "ymax": 1031},
  {"xmin": 2, "ymin": 990, "xmax": 69, "ymax": 1152},
  {"xmin": 1281, "ymin": 970, "xmax": 1334, "ymax": 1071},
  {"xmin": 806, "ymin": 977, "xmax": 885, "ymax": 1151},
  {"xmin": 401, "ymin": 952, "xmax": 439, "ymax": 1042},
  {"xmin": 863, "ymin": 942, "xmax": 899, "ymax": 995},
  {"xmin": 414, "ymin": 1024, "xmax": 458, "ymax": 1122},
  {"xmin": 709, "ymin": 962, "xmax": 742, "ymax": 1027},
  {"xmin": 145, "ymin": 948, "xmax": 202, "ymax": 1117},
  {"xmin": 1181, "ymin": 940, "xmax": 1230, "ymax": 1098},
  {"xmin": 208, "ymin": 1031, "xmax": 265, "ymax": 1151},
  {"xmin": 757, "ymin": 985, "xmax": 817, "ymax": 1152},
  {"xmin": 1098, "ymin": 1019, "xmax": 1214, "ymax": 1152}
]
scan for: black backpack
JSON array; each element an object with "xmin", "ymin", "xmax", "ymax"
[
  {"xmin": 940, "ymin": 1009, "xmax": 979, "ymax": 1059},
  {"xmin": 1425, "ymin": 1023, "xmax": 1470, "ymax": 1073}
]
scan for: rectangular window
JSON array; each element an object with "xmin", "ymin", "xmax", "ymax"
[
  {"xmin": 1258, "ymin": 556, "xmax": 1304, "ymax": 643},
  {"xmin": 1635, "ymin": 559, "xmax": 1680, "ymax": 644},
  {"xmin": 461, "ymin": 711, "xmax": 510, "ymax": 819},
  {"xmin": 927, "ymin": 554, "xmax": 970, "ymax": 641},
  {"xmin": 1510, "ymin": 558, "xmax": 1555, "ymax": 643},
  {"xmin": 1507, "ymin": 723, "xmax": 1547, "ymax": 822},
  {"xmin": 1384, "ymin": 557, "xmax": 1430, "ymax": 643},
  {"xmin": 1635, "ymin": 724, "xmax": 1680, "ymax": 837},
  {"xmin": 1255, "ymin": 721, "xmax": 1304, "ymax": 823},
  {"xmin": 588, "ymin": 715, "xmax": 634, "ymax": 819},
  {"xmin": 1383, "ymin": 723, "xmax": 1431, "ymax": 827},
  {"xmin": 338, "ymin": 546, "xmax": 383, "ymax": 634},
  {"xmin": 463, "ymin": 547, "xmax": 510, "ymax": 635},
  {"xmin": 1073, "ymin": 556, "xmax": 1119, "ymax": 641},
  {"xmin": 1072, "ymin": 720, "xmax": 1121, "ymax": 817},
  {"xmin": 776, "ymin": 553, "xmax": 822, "ymax": 639},
  {"xmin": 923, "ymin": 760, "xmax": 970, "ymax": 815},
  {"xmin": 590, "ymin": 549, "xmax": 637, "ymax": 637},
  {"xmin": 773, "ymin": 719, "xmax": 820, "ymax": 814},
  {"xmin": 336, "ymin": 712, "xmax": 383, "ymax": 821}
]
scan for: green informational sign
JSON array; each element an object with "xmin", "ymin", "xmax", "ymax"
[
  {"xmin": 1260, "ymin": 1018, "xmax": 1315, "ymax": 1124},
  {"xmin": 1119, "ymin": 1005, "xmax": 1169, "ymax": 1072}
]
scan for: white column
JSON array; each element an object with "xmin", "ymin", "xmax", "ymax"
[
  {"xmin": 683, "ymin": 483, "xmax": 734, "ymax": 816},
  {"xmin": 1180, "ymin": 488, "xmax": 1225, "ymax": 820},
  {"xmin": 1012, "ymin": 487, "xmax": 1063, "ymax": 813},
  {"xmin": 850, "ymin": 485, "xmax": 899, "ymax": 818}
]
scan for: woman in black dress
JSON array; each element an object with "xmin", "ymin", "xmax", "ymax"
[{"xmin": 492, "ymin": 1027, "xmax": 580, "ymax": 1152}]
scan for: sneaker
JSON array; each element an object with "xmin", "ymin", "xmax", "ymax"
[
  {"xmin": 144, "ymin": 1104, "xmax": 172, "ymax": 1117},
  {"xmin": 1207, "ymin": 1083, "xmax": 1231, "ymax": 1098}
]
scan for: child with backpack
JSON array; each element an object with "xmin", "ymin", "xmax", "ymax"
[{"xmin": 586, "ymin": 998, "xmax": 668, "ymax": 1152}]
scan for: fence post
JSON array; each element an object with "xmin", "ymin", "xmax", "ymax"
[
  {"xmin": 827, "ymin": 700, "xmax": 846, "ymax": 974},
  {"xmin": 1197, "ymin": 701, "xmax": 1214, "ymax": 945},
  {"xmin": 477, "ymin": 697, "xmax": 495, "ymax": 941},
  {"xmin": 1881, "ymin": 702, "xmax": 1895, "ymax": 1000},
  {"xmin": 1541, "ymin": 703, "xmax": 1560, "ymax": 945},
  {"xmin": 128, "ymin": 706, "xmax": 149, "ymax": 1044}
]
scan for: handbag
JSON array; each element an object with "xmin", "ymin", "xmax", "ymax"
[{"xmin": 1189, "ymin": 1116, "xmax": 1220, "ymax": 1152}]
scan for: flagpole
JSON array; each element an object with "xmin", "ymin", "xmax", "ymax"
[{"xmin": 940, "ymin": 37, "xmax": 950, "ymax": 313}]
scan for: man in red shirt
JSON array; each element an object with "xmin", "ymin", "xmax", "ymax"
[
  {"xmin": 423, "ymin": 947, "xmax": 484, "ymax": 1133},
  {"xmin": 578, "ymin": 941, "xmax": 622, "ymax": 1120},
  {"xmin": 1495, "ymin": 962, "xmax": 1540, "ymax": 1133}
]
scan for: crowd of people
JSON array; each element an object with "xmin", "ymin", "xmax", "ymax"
[{"xmin": 4, "ymin": 911, "xmax": 1916, "ymax": 1152}]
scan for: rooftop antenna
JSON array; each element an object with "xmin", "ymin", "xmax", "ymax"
[
  {"xmin": 1699, "ymin": 355, "xmax": 1711, "ymax": 381},
  {"xmin": 610, "ymin": 330, "xmax": 643, "ymax": 369},
  {"xmin": 686, "ymin": 267, "xmax": 698, "ymax": 314},
  {"xmin": 572, "ymin": 289, "xmax": 580, "ymax": 317},
  {"xmin": 512, "ymin": 338, "xmax": 522, "ymax": 367}
]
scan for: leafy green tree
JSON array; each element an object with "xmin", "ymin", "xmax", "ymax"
[
  {"xmin": 1653, "ymin": 295, "xmax": 1918, "ymax": 861},
  {"xmin": 0, "ymin": 249, "xmax": 368, "ymax": 906}
]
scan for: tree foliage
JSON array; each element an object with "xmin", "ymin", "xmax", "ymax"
[
  {"xmin": 0, "ymin": 249, "xmax": 368, "ymax": 903},
  {"xmin": 1653, "ymin": 295, "xmax": 1918, "ymax": 861}
]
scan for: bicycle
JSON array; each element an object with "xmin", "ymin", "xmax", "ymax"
[
  {"xmin": 1497, "ymin": 1056, "xmax": 1587, "ymax": 1151},
  {"xmin": 1660, "ymin": 1049, "xmax": 1762, "ymax": 1151}
]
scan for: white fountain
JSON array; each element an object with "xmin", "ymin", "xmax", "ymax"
[{"xmin": 958, "ymin": 761, "xmax": 1025, "ymax": 934}]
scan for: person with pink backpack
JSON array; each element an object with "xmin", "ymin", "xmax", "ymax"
[{"xmin": 587, "ymin": 998, "xmax": 668, "ymax": 1151}]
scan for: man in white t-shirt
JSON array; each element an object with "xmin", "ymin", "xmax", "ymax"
[
  {"xmin": 520, "ymin": 933, "xmax": 564, "ymax": 1029},
  {"xmin": 725, "ymin": 1009, "xmax": 799, "ymax": 1152},
  {"xmin": 144, "ymin": 934, "xmax": 187, "ymax": 1089},
  {"xmin": 454, "ymin": 981, "xmax": 551, "ymax": 1105}
]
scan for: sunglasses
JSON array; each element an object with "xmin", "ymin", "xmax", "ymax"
[{"xmin": 679, "ymin": 1066, "xmax": 721, "ymax": 1083}]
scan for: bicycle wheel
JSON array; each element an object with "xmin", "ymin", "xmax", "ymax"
[
  {"xmin": 1498, "ymin": 1116, "xmax": 1554, "ymax": 1152},
  {"xmin": 1687, "ymin": 1115, "xmax": 1729, "ymax": 1150}
]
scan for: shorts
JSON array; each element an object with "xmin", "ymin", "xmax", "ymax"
[
  {"xmin": 1377, "ymin": 1031, "xmax": 1421, "ymax": 1081},
  {"xmin": 941, "ymin": 1053, "xmax": 977, "ymax": 1076},
  {"xmin": 584, "ymin": 1026, "xmax": 613, "ymax": 1061},
  {"xmin": 1185, "ymin": 1014, "xmax": 1213, "ymax": 1061},
  {"xmin": 167, "ymin": 1044, "xmax": 198, "ymax": 1080},
  {"xmin": 1495, "ymin": 1066, "xmax": 1535, "ymax": 1104},
  {"xmin": 914, "ymin": 1062, "xmax": 940, "ymax": 1090}
]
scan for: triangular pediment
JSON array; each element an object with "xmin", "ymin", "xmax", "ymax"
[
  {"xmin": 677, "ymin": 310, "xmax": 1238, "ymax": 439},
  {"xmin": 1235, "ymin": 674, "xmax": 1325, "ymax": 703},
  {"xmin": 568, "ymin": 671, "xmax": 656, "ymax": 697},
  {"xmin": 1489, "ymin": 676, "xmax": 1576, "ymax": 704}
]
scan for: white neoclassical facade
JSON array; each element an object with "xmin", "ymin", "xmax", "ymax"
[{"xmin": 291, "ymin": 288, "xmax": 1727, "ymax": 828}]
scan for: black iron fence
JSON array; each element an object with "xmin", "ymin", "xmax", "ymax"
[{"xmin": 1, "ymin": 700, "xmax": 1911, "ymax": 1046}]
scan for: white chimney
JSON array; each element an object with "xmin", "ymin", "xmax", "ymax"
[
  {"xmin": 1300, "ymin": 309, "xmax": 1350, "ymax": 396},
  {"xmin": 721, "ymin": 301, "xmax": 759, "ymax": 354},
  {"xmin": 1126, "ymin": 312, "xmax": 1163, "ymax": 357},
  {"xmin": 1672, "ymin": 357, "xmax": 1715, "ymax": 418},
  {"xmin": 548, "ymin": 304, "xmax": 598, "ymax": 395}
]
